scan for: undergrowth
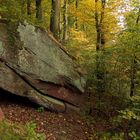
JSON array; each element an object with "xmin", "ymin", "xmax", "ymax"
[{"xmin": 0, "ymin": 120, "xmax": 46, "ymax": 140}]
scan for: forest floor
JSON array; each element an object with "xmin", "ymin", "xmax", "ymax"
[
  {"xmin": 0, "ymin": 93, "xmax": 98, "ymax": 140},
  {"xmin": 0, "ymin": 92, "xmax": 138, "ymax": 140}
]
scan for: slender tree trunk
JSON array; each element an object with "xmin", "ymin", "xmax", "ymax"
[
  {"xmin": 21, "ymin": 1, "xmax": 26, "ymax": 17},
  {"xmin": 95, "ymin": 0, "xmax": 100, "ymax": 51},
  {"xmin": 27, "ymin": 0, "xmax": 31, "ymax": 15},
  {"xmin": 62, "ymin": 0, "xmax": 67, "ymax": 42},
  {"xmin": 130, "ymin": 56, "xmax": 136, "ymax": 97},
  {"xmin": 95, "ymin": 0, "xmax": 105, "ymax": 51},
  {"xmin": 130, "ymin": 8, "xmax": 140, "ymax": 97},
  {"xmin": 50, "ymin": 0, "xmax": 61, "ymax": 39},
  {"xmin": 136, "ymin": 8, "xmax": 140, "ymax": 24},
  {"xmin": 95, "ymin": 0, "xmax": 106, "ymax": 94},
  {"xmin": 36, "ymin": 0, "xmax": 42, "ymax": 20},
  {"xmin": 75, "ymin": 0, "xmax": 78, "ymax": 29},
  {"xmin": 100, "ymin": 0, "xmax": 106, "ymax": 47},
  {"xmin": 67, "ymin": 0, "xmax": 73, "ymax": 39},
  {"xmin": 67, "ymin": 0, "xmax": 73, "ymax": 26}
]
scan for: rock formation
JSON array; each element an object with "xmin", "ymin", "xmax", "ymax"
[{"xmin": 0, "ymin": 20, "xmax": 85, "ymax": 112}]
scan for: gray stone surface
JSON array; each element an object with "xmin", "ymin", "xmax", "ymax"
[{"xmin": 0, "ymin": 21, "xmax": 85, "ymax": 112}]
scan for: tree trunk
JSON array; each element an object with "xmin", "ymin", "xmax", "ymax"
[
  {"xmin": 95, "ymin": 0, "xmax": 105, "ymax": 51},
  {"xmin": 62, "ymin": 0, "xmax": 67, "ymax": 42},
  {"xmin": 21, "ymin": 1, "xmax": 26, "ymax": 17},
  {"xmin": 36, "ymin": 0, "xmax": 42, "ymax": 20},
  {"xmin": 95, "ymin": 0, "xmax": 106, "ymax": 94},
  {"xmin": 67, "ymin": 0, "xmax": 72, "ymax": 26},
  {"xmin": 27, "ymin": 0, "xmax": 31, "ymax": 15},
  {"xmin": 75, "ymin": 0, "xmax": 78, "ymax": 29},
  {"xmin": 67, "ymin": 0, "xmax": 74, "ymax": 39},
  {"xmin": 130, "ymin": 56, "xmax": 136, "ymax": 97},
  {"xmin": 50, "ymin": 0, "xmax": 61, "ymax": 39},
  {"xmin": 130, "ymin": 8, "xmax": 140, "ymax": 97}
]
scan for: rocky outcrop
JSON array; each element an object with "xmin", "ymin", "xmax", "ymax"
[{"xmin": 0, "ymin": 20, "xmax": 85, "ymax": 112}]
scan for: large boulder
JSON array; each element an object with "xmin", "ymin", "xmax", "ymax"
[{"xmin": 0, "ymin": 20, "xmax": 85, "ymax": 112}]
